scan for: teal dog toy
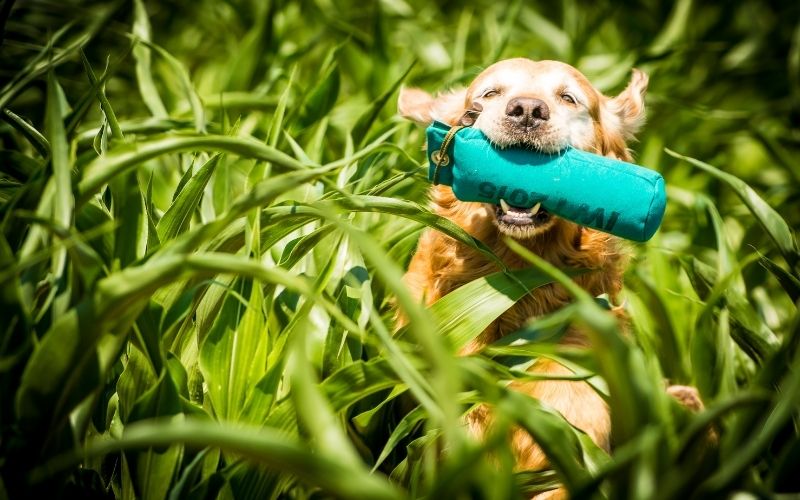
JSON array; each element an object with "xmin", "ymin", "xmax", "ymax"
[{"xmin": 426, "ymin": 121, "xmax": 666, "ymax": 242}]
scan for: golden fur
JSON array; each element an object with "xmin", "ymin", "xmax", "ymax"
[{"xmin": 397, "ymin": 59, "xmax": 699, "ymax": 497}]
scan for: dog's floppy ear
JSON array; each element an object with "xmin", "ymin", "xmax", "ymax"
[
  {"xmin": 398, "ymin": 87, "xmax": 467, "ymax": 125},
  {"xmin": 606, "ymin": 69, "xmax": 648, "ymax": 139}
]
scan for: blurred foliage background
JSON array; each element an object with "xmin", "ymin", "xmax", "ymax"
[{"xmin": 1, "ymin": 0, "xmax": 798, "ymax": 498}]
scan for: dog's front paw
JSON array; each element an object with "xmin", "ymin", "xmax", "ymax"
[
  {"xmin": 532, "ymin": 487, "xmax": 568, "ymax": 500},
  {"xmin": 667, "ymin": 384, "xmax": 719, "ymax": 446},
  {"xmin": 666, "ymin": 384, "xmax": 705, "ymax": 412}
]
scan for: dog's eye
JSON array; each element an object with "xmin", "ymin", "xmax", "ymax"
[
  {"xmin": 481, "ymin": 89, "xmax": 500, "ymax": 98},
  {"xmin": 561, "ymin": 93, "xmax": 576, "ymax": 104}
]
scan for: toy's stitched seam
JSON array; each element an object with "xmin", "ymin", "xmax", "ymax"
[{"xmin": 642, "ymin": 176, "xmax": 663, "ymax": 241}]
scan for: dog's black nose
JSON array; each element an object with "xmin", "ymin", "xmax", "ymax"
[{"xmin": 505, "ymin": 97, "xmax": 550, "ymax": 127}]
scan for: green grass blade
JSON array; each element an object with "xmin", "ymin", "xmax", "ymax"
[
  {"xmin": 1, "ymin": 108, "xmax": 50, "ymax": 157},
  {"xmin": 1, "ymin": 4, "xmax": 117, "ymax": 110},
  {"xmin": 34, "ymin": 419, "xmax": 404, "ymax": 500},
  {"xmin": 132, "ymin": 0, "xmax": 168, "ymax": 118},
  {"xmin": 0, "ymin": 22, "xmax": 75, "ymax": 109},
  {"xmin": 267, "ymin": 66, "xmax": 294, "ymax": 149},
  {"xmin": 80, "ymin": 50, "xmax": 124, "ymax": 141},
  {"xmin": 298, "ymin": 60, "xmax": 340, "ymax": 128},
  {"xmin": 646, "ymin": 0, "xmax": 693, "ymax": 57},
  {"xmin": 683, "ymin": 257, "xmax": 780, "ymax": 362},
  {"xmin": 109, "ymin": 169, "xmax": 148, "ymax": 267},
  {"xmin": 126, "ymin": 368, "xmax": 184, "ymax": 500},
  {"xmin": 698, "ymin": 346, "xmax": 800, "ymax": 494},
  {"xmin": 373, "ymin": 404, "xmax": 427, "ymax": 472},
  {"xmin": 321, "ymin": 359, "xmax": 401, "ymax": 413},
  {"xmin": 277, "ymin": 223, "xmax": 336, "ymax": 268},
  {"xmin": 466, "ymin": 360, "xmax": 596, "ymax": 491},
  {"xmin": 351, "ymin": 62, "xmax": 415, "ymax": 145},
  {"xmin": 666, "ymin": 148, "xmax": 799, "ymax": 269},
  {"xmin": 316, "ymin": 195, "xmax": 506, "ymax": 269},
  {"xmin": 316, "ymin": 204, "xmax": 465, "ymax": 450},
  {"xmin": 44, "ymin": 69, "xmax": 74, "ymax": 311},
  {"xmin": 758, "ymin": 254, "xmax": 800, "ymax": 302},
  {"xmin": 199, "ymin": 277, "xmax": 267, "ymax": 421},
  {"xmin": 162, "ymin": 167, "xmax": 337, "ymax": 257},
  {"xmin": 288, "ymin": 325, "xmax": 365, "ymax": 471},
  {"xmin": 423, "ymin": 267, "xmax": 577, "ymax": 350},
  {"xmin": 504, "ymin": 239, "xmax": 671, "ymax": 449},
  {"xmin": 45, "ymin": 71, "xmax": 73, "ymax": 234},
  {"xmin": 157, "ymin": 155, "xmax": 220, "ymax": 242},
  {"xmin": 77, "ymin": 135, "xmax": 312, "ymax": 205},
  {"xmin": 15, "ymin": 252, "xmax": 360, "ymax": 442},
  {"xmin": 135, "ymin": 38, "xmax": 206, "ymax": 133}
]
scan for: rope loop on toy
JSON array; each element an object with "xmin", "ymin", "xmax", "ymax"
[{"xmin": 431, "ymin": 125, "xmax": 464, "ymax": 185}]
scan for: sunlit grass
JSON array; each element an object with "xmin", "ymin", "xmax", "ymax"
[{"xmin": 0, "ymin": 0, "xmax": 798, "ymax": 498}]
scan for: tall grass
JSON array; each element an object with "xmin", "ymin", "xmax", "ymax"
[{"xmin": 1, "ymin": 0, "xmax": 798, "ymax": 498}]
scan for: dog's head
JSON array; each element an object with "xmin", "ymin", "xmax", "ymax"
[{"xmin": 399, "ymin": 58, "xmax": 648, "ymax": 241}]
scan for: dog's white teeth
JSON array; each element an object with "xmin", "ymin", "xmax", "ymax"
[
  {"xmin": 531, "ymin": 202, "xmax": 541, "ymax": 215},
  {"xmin": 499, "ymin": 199, "xmax": 511, "ymax": 213}
]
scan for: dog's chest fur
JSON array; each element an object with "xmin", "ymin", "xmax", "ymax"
[{"xmin": 404, "ymin": 186, "xmax": 628, "ymax": 352}]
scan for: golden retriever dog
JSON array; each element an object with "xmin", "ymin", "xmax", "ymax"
[{"xmin": 397, "ymin": 58, "xmax": 703, "ymax": 496}]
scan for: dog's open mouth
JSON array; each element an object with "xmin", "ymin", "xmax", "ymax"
[{"xmin": 494, "ymin": 199, "xmax": 551, "ymax": 227}]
